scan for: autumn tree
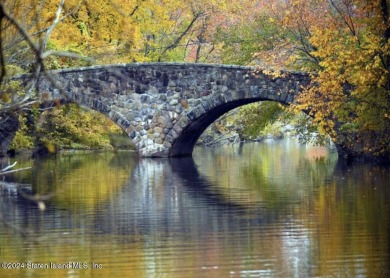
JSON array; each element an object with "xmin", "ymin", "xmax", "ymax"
[
  {"xmin": 283, "ymin": 0, "xmax": 390, "ymax": 161},
  {"xmin": 1, "ymin": 0, "xmax": 149, "ymax": 156},
  {"xmin": 0, "ymin": 0, "xmax": 69, "ymax": 157},
  {"xmin": 213, "ymin": 0, "xmax": 389, "ymax": 162},
  {"xmin": 43, "ymin": 0, "xmax": 238, "ymax": 64}
]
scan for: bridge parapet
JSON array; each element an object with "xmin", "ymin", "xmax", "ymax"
[{"xmin": 35, "ymin": 63, "xmax": 310, "ymax": 157}]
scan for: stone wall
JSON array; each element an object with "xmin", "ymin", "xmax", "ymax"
[{"xmin": 35, "ymin": 63, "xmax": 310, "ymax": 157}]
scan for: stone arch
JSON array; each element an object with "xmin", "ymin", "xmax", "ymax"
[
  {"xmin": 16, "ymin": 62, "xmax": 312, "ymax": 157},
  {"xmin": 168, "ymin": 99, "xmax": 259, "ymax": 157}
]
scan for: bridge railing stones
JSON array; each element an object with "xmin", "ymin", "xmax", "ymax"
[{"xmin": 25, "ymin": 62, "xmax": 311, "ymax": 157}]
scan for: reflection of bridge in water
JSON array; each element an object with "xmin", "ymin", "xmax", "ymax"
[
  {"xmin": 1, "ymin": 153, "xmax": 275, "ymax": 236},
  {"xmin": 98, "ymin": 156, "xmax": 269, "ymax": 236},
  {"xmin": 1, "ymin": 145, "xmax": 338, "ymax": 237},
  {"xmin": 2, "ymin": 146, "xmax": 388, "ymax": 277}
]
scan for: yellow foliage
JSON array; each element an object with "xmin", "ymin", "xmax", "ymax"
[{"xmin": 287, "ymin": 0, "xmax": 390, "ymax": 159}]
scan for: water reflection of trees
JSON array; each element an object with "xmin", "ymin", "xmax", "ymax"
[
  {"xmin": 193, "ymin": 140, "xmax": 338, "ymax": 209},
  {"xmin": 1, "ymin": 143, "xmax": 389, "ymax": 277},
  {"xmin": 29, "ymin": 152, "xmax": 136, "ymax": 211},
  {"xmin": 306, "ymin": 161, "xmax": 390, "ymax": 277}
]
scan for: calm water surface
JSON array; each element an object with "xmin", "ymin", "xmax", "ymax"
[{"xmin": 0, "ymin": 139, "xmax": 389, "ymax": 277}]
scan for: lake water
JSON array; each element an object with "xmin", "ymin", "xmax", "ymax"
[{"xmin": 0, "ymin": 139, "xmax": 389, "ymax": 277}]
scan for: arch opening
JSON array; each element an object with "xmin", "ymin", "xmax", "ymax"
[
  {"xmin": 169, "ymin": 99, "xmax": 332, "ymax": 157},
  {"xmin": 169, "ymin": 99, "xmax": 262, "ymax": 157},
  {"xmin": 10, "ymin": 102, "xmax": 134, "ymax": 155}
]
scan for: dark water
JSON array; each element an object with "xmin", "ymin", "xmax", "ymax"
[{"xmin": 0, "ymin": 139, "xmax": 389, "ymax": 277}]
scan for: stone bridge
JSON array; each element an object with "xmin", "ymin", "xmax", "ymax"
[{"xmin": 36, "ymin": 63, "xmax": 311, "ymax": 157}]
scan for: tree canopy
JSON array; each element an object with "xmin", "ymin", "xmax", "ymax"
[{"xmin": 285, "ymin": 0, "xmax": 390, "ymax": 160}]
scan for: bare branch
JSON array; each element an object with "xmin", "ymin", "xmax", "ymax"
[
  {"xmin": 0, "ymin": 100, "xmax": 39, "ymax": 114},
  {"xmin": 0, "ymin": 166, "xmax": 32, "ymax": 175},
  {"xmin": 0, "ymin": 23, "xmax": 5, "ymax": 86},
  {"xmin": 0, "ymin": 0, "xmax": 89, "ymax": 115},
  {"xmin": 0, "ymin": 161, "xmax": 17, "ymax": 172},
  {"xmin": 328, "ymin": 0, "xmax": 359, "ymax": 38},
  {"xmin": 158, "ymin": 12, "xmax": 203, "ymax": 61},
  {"xmin": 129, "ymin": 0, "xmax": 145, "ymax": 17},
  {"xmin": 41, "ymin": 0, "xmax": 64, "ymax": 53}
]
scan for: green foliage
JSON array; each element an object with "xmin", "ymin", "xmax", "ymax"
[
  {"xmin": 9, "ymin": 113, "xmax": 34, "ymax": 150},
  {"xmin": 36, "ymin": 104, "xmax": 127, "ymax": 150},
  {"xmin": 5, "ymin": 64, "xmax": 25, "ymax": 76},
  {"xmin": 234, "ymin": 102, "xmax": 284, "ymax": 140},
  {"xmin": 44, "ymin": 40, "xmax": 92, "ymax": 70},
  {"xmin": 216, "ymin": 14, "xmax": 290, "ymax": 66},
  {"xmin": 290, "ymin": 0, "xmax": 390, "ymax": 159},
  {"xmin": 215, "ymin": 23, "xmax": 259, "ymax": 65},
  {"xmin": 0, "ymin": 80, "xmax": 29, "ymax": 110},
  {"xmin": 9, "ymin": 104, "xmax": 132, "ymax": 153},
  {"xmin": 292, "ymin": 113, "xmax": 330, "ymax": 146}
]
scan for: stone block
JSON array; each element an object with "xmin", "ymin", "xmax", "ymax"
[
  {"xmin": 201, "ymin": 100, "xmax": 210, "ymax": 112},
  {"xmin": 224, "ymin": 92, "xmax": 233, "ymax": 102},
  {"xmin": 175, "ymin": 106, "xmax": 183, "ymax": 114},
  {"xmin": 250, "ymin": 85, "xmax": 259, "ymax": 97},
  {"xmin": 140, "ymin": 94, "xmax": 150, "ymax": 103},
  {"xmin": 187, "ymin": 110, "xmax": 196, "ymax": 121},
  {"xmin": 286, "ymin": 94, "xmax": 294, "ymax": 104},
  {"xmin": 163, "ymin": 140, "xmax": 172, "ymax": 148},
  {"xmin": 169, "ymin": 99, "xmax": 178, "ymax": 105},
  {"xmin": 133, "ymin": 101, "xmax": 142, "ymax": 110},
  {"xmin": 173, "ymin": 124, "xmax": 183, "ymax": 133},
  {"xmin": 140, "ymin": 130, "xmax": 147, "ymax": 136},
  {"xmin": 129, "ymin": 130, "xmax": 137, "ymax": 139},
  {"xmin": 154, "ymin": 127, "xmax": 163, "ymax": 133},
  {"xmin": 136, "ymin": 141, "xmax": 145, "ymax": 149}
]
